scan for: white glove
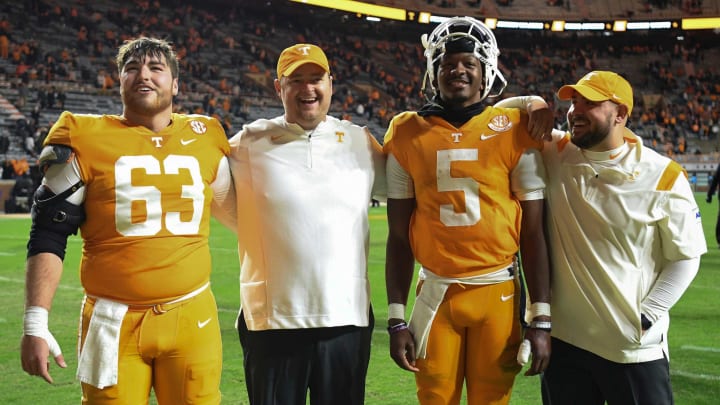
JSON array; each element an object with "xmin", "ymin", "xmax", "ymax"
[
  {"xmin": 24, "ymin": 306, "xmax": 63, "ymax": 357},
  {"xmin": 517, "ymin": 339, "xmax": 531, "ymax": 366}
]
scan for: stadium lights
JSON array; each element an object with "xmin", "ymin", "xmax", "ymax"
[
  {"xmin": 496, "ymin": 20, "xmax": 544, "ymax": 30},
  {"xmin": 290, "ymin": 0, "xmax": 718, "ymax": 32},
  {"xmin": 418, "ymin": 12, "xmax": 431, "ymax": 24},
  {"xmin": 626, "ymin": 21, "xmax": 672, "ymax": 30},
  {"xmin": 682, "ymin": 17, "xmax": 720, "ymax": 30},
  {"xmin": 564, "ymin": 22, "xmax": 606, "ymax": 30},
  {"xmin": 551, "ymin": 20, "xmax": 565, "ymax": 31},
  {"xmin": 429, "ymin": 15, "xmax": 449, "ymax": 24},
  {"xmin": 290, "ymin": 0, "xmax": 406, "ymax": 21}
]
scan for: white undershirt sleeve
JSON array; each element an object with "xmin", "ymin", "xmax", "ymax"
[
  {"xmin": 386, "ymin": 152, "xmax": 414, "ymax": 199},
  {"xmin": 510, "ymin": 149, "xmax": 546, "ymax": 201},
  {"xmin": 210, "ymin": 156, "xmax": 237, "ymax": 232},
  {"xmin": 641, "ymin": 257, "xmax": 700, "ymax": 324},
  {"xmin": 493, "ymin": 95, "xmax": 547, "ymax": 111}
]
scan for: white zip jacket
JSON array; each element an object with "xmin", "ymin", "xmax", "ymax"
[
  {"xmin": 228, "ymin": 115, "xmax": 386, "ymax": 330},
  {"xmin": 543, "ymin": 128, "xmax": 706, "ymax": 363}
]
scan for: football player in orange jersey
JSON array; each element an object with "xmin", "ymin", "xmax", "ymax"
[
  {"xmin": 20, "ymin": 37, "xmax": 234, "ymax": 404},
  {"xmin": 384, "ymin": 17, "xmax": 551, "ymax": 405}
]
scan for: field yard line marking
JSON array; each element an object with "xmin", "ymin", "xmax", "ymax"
[
  {"xmin": 0, "ymin": 276, "xmax": 83, "ymax": 292},
  {"xmin": 672, "ymin": 369, "xmax": 720, "ymax": 381},
  {"xmin": 681, "ymin": 345, "xmax": 720, "ymax": 353},
  {"xmin": 0, "ymin": 252, "xmax": 17, "ymax": 256},
  {"xmin": 690, "ymin": 284, "xmax": 720, "ymax": 291},
  {"xmin": 0, "ymin": 235, "xmax": 28, "ymax": 240},
  {"xmin": 0, "ymin": 275, "xmax": 24, "ymax": 284},
  {"xmin": 211, "ymin": 247, "xmax": 238, "ymax": 253}
]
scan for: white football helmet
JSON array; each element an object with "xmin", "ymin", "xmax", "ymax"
[{"xmin": 421, "ymin": 16, "xmax": 507, "ymax": 102}]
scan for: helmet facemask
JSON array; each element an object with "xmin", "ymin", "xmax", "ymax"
[{"xmin": 421, "ymin": 17, "xmax": 507, "ymax": 103}]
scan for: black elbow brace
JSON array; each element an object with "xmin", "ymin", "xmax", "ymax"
[{"xmin": 26, "ymin": 185, "xmax": 86, "ymax": 260}]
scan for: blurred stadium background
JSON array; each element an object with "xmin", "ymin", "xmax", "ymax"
[{"xmin": 0, "ymin": 0, "xmax": 719, "ymax": 212}]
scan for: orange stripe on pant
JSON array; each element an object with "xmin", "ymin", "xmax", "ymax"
[{"xmin": 415, "ymin": 280, "xmax": 522, "ymax": 405}]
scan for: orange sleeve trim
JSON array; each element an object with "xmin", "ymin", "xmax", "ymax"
[
  {"xmin": 656, "ymin": 161, "xmax": 685, "ymax": 191},
  {"xmin": 557, "ymin": 133, "xmax": 571, "ymax": 153}
]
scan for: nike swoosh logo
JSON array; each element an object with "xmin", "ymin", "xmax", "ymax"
[
  {"xmin": 270, "ymin": 135, "xmax": 284, "ymax": 141},
  {"xmin": 480, "ymin": 133, "xmax": 499, "ymax": 141},
  {"xmin": 500, "ymin": 293, "xmax": 514, "ymax": 302},
  {"xmin": 197, "ymin": 318, "xmax": 212, "ymax": 328},
  {"xmin": 181, "ymin": 138, "xmax": 197, "ymax": 146},
  {"xmin": 609, "ymin": 152, "xmax": 621, "ymax": 159}
]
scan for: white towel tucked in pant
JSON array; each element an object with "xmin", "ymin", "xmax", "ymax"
[
  {"xmin": 76, "ymin": 298, "xmax": 128, "ymax": 389},
  {"xmin": 409, "ymin": 265, "xmax": 515, "ymax": 359}
]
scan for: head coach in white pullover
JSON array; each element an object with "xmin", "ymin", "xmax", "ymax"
[
  {"xmin": 498, "ymin": 71, "xmax": 707, "ymax": 405},
  {"xmin": 224, "ymin": 43, "xmax": 386, "ymax": 405}
]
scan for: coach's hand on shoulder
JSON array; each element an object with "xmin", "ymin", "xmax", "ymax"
[{"xmin": 388, "ymin": 319, "xmax": 419, "ymax": 372}]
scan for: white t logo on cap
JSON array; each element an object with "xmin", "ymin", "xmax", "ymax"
[{"xmin": 297, "ymin": 45, "xmax": 311, "ymax": 55}]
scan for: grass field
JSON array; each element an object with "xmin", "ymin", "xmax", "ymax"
[{"xmin": 1, "ymin": 194, "xmax": 718, "ymax": 404}]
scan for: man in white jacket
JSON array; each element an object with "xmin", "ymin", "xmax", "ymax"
[
  {"xmin": 499, "ymin": 71, "xmax": 707, "ymax": 405},
  {"xmin": 225, "ymin": 43, "xmax": 386, "ymax": 405}
]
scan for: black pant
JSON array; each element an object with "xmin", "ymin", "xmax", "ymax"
[
  {"xmin": 238, "ymin": 309, "xmax": 374, "ymax": 405},
  {"xmin": 714, "ymin": 202, "xmax": 720, "ymax": 246},
  {"xmin": 542, "ymin": 337, "xmax": 673, "ymax": 405}
]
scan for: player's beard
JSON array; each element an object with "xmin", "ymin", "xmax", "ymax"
[
  {"xmin": 570, "ymin": 113, "xmax": 613, "ymax": 150},
  {"xmin": 121, "ymin": 88, "xmax": 173, "ymax": 117}
]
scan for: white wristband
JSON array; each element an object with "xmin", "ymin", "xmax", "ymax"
[
  {"xmin": 24, "ymin": 306, "xmax": 62, "ymax": 357},
  {"xmin": 388, "ymin": 303, "xmax": 406, "ymax": 320},
  {"xmin": 530, "ymin": 302, "xmax": 551, "ymax": 318}
]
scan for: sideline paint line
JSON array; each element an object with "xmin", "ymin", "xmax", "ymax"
[
  {"xmin": 689, "ymin": 284, "xmax": 720, "ymax": 291},
  {"xmin": 0, "ymin": 275, "xmax": 83, "ymax": 292},
  {"xmin": 681, "ymin": 345, "xmax": 720, "ymax": 353},
  {"xmin": 672, "ymin": 369, "xmax": 720, "ymax": 381}
]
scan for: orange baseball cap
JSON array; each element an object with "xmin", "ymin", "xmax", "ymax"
[
  {"xmin": 557, "ymin": 71, "xmax": 633, "ymax": 116},
  {"xmin": 276, "ymin": 44, "xmax": 329, "ymax": 78}
]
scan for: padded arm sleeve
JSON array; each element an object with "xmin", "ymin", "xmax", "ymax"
[{"xmin": 27, "ymin": 145, "xmax": 86, "ymax": 260}]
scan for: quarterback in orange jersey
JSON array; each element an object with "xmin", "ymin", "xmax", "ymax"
[
  {"xmin": 384, "ymin": 17, "xmax": 551, "ymax": 405},
  {"xmin": 20, "ymin": 37, "xmax": 233, "ymax": 405}
]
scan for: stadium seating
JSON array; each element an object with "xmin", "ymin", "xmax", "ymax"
[{"xmin": 0, "ymin": 0, "xmax": 718, "ymax": 168}]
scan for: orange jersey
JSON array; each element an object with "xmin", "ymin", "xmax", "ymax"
[
  {"xmin": 384, "ymin": 107, "xmax": 542, "ymax": 278},
  {"xmin": 46, "ymin": 111, "xmax": 230, "ymax": 304}
]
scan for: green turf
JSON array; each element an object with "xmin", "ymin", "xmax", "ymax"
[{"xmin": 1, "ymin": 194, "xmax": 718, "ymax": 404}]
